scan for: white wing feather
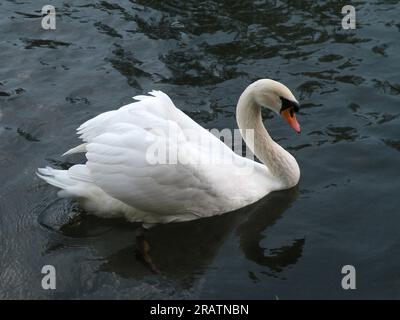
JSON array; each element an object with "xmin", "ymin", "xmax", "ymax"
[{"xmin": 82, "ymin": 91, "xmax": 237, "ymax": 218}]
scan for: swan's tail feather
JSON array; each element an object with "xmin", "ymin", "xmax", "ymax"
[
  {"xmin": 37, "ymin": 165, "xmax": 93, "ymax": 197},
  {"xmin": 37, "ymin": 167, "xmax": 74, "ymax": 190},
  {"xmin": 37, "ymin": 165, "xmax": 132, "ymax": 217},
  {"xmin": 62, "ymin": 143, "xmax": 87, "ymax": 157}
]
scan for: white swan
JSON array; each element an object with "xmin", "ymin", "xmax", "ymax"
[{"xmin": 37, "ymin": 79, "xmax": 301, "ymax": 226}]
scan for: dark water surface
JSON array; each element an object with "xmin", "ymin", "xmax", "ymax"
[{"xmin": 0, "ymin": 0, "xmax": 399, "ymax": 299}]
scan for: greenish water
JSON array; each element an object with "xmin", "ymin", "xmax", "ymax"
[{"xmin": 0, "ymin": 0, "xmax": 399, "ymax": 299}]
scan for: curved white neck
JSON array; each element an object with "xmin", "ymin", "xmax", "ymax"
[{"xmin": 236, "ymin": 85, "xmax": 300, "ymax": 188}]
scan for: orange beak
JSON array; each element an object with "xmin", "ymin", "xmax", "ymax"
[{"xmin": 281, "ymin": 108, "xmax": 301, "ymax": 133}]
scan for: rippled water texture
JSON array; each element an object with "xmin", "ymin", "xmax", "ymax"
[{"xmin": 0, "ymin": 0, "xmax": 399, "ymax": 299}]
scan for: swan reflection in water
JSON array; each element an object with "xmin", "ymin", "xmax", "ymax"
[{"xmin": 46, "ymin": 187, "xmax": 304, "ymax": 280}]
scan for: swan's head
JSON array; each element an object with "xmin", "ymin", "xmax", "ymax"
[{"xmin": 252, "ymin": 79, "xmax": 301, "ymax": 133}]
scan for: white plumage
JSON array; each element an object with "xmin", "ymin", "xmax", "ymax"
[{"xmin": 38, "ymin": 80, "xmax": 301, "ymax": 225}]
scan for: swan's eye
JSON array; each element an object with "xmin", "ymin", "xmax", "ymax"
[{"xmin": 279, "ymin": 97, "xmax": 300, "ymax": 114}]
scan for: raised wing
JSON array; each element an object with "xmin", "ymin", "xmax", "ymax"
[{"xmin": 82, "ymin": 91, "xmax": 235, "ymax": 217}]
